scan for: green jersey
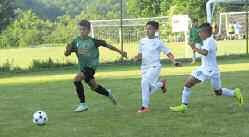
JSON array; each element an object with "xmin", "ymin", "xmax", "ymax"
[
  {"xmin": 189, "ymin": 26, "xmax": 202, "ymax": 44},
  {"xmin": 70, "ymin": 36, "xmax": 109, "ymax": 70}
]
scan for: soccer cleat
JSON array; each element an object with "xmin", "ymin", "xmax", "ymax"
[
  {"xmin": 234, "ymin": 88, "xmax": 244, "ymax": 105},
  {"xmin": 169, "ymin": 104, "xmax": 187, "ymax": 112},
  {"xmin": 137, "ymin": 107, "xmax": 150, "ymax": 113},
  {"xmin": 107, "ymin": 89, "xmax": 117, "ymax": 105},
  {"xmin": 161, "ymin": 80, "xmax": 168, "ymax": 94},
  {"xmin": 74, "ymin": 103, "xmax": 88, "ymax": 112}
]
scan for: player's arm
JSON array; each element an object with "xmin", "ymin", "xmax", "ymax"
[
  {"xmin": 160, "ymin": 42, "xmax": 181, "ymax": 67},
  {"xmin": 190, "ymin": 45, "xmax": 208, "ymax": 56},
  {"xmin": 166, "ymin": 52, "xmax": 182, "ymax": 67},
  {"xmin": 64, "ymin": 43, "xmax": 73, "ymax": 56},
  {"xmin": 133, "ymin": 53, "xmax": 142, "ymax": 62},
  {"xmin": 64, "ymin": 40, "xmax": 77, "ymax": 56},
  {"xmin": 105, "ymin": 44, "xmax": 127, "ymax": 58},
  {"xmin": 95, "ymin": 39, "xmax": 127, "ymax": 58}
]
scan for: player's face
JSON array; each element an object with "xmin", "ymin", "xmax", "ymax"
[
  {"xmin": 199, "ymin": 29, "xmax": 209, "ymax": 40},
  {"xmin": 145, "ymin": 25, "xmax": 156, "ymax": 38},
  {"xmin": 79, "ymin": 25, "xmax": 90, "ymax": 37},
  {"xmin": 193, "ymin": 21, "xmax": 198, "ymax": 26}
]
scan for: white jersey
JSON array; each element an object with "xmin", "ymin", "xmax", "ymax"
[
  {"xmin": 200, "ymin": 36, "xmax": 219, "ymax": 73},
  {"xmin": 139, "ymin": 37, "xmax": 171, "ymax": 69}
]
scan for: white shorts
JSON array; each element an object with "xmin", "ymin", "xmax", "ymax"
[
  {"xmin": 191, "ymin": 67, "xmax": 221, "ymax": 90},
  {"xmin": 141, "ymin": 66, "xmax": 161, "ymax": 86}
]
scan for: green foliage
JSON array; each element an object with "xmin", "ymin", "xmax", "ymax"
[
  {"xmin": 15, "ymin": 0, "xmax": 64, "ymax": 20},
  {"xmin": 0, "ymin": 0, "xmax": 16, "ymax": 32},
  {"xmin": 30, "ymin": 58, "xmax": 75, "ymax": 70},
  {"xmin": 1, "ymin": 10, "xmax": 53, "ymax": 48}
]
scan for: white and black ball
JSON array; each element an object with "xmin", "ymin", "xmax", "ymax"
[{"xmin": 32, "ymin": 111, "xmax": 48, "ymax": 125}]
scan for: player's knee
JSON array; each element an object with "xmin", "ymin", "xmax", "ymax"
[
  {"xmin": 214, "ymin": 89, "xmax": 222, "ymax": 96},
  {"xmin": 87, "ymin": 80, "xmax": 98, "ymax": 90},
  {"xmin": 74, "ymin": 73, "xmax": 84, "ymax": 81},
  {"xmin": 74, "ymin": 76, "xmax": 81, "ymax": 81},
  {"xmin": 184, "ymin": 81, "xmax": 193, "ymax": 88}
]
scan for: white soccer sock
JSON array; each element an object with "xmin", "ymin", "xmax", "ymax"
[
  {"xmin": 182, "ymin": 86, "xmax": 191, "ymax": 105},
  {"xmin": 221, "ymin": 88, "xmax": 235, "ymax": 97},
  {"xmin": 150, "ymin": 81, "xmax": 163, "ymax": 95},
  {"xmin": 141, "ymin": 79, "xmax": 150, "ymax": 108}
]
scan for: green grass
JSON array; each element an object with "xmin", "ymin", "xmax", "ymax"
[
  {"xmin": 0, "ymin": 58, "xmax": 249, "ymax": 137},
  {"xmin": 0, "ymin": 40, "xmax": 248, "ymax": 69}
]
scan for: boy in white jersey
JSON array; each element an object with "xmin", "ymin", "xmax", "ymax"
[
  {"xmin": 134, "ymin": 21, "xmax": 181, "ymax": 113},
  {"xmin": 170, "ymin": 23, "xmax": 243, "ymax": 112}
]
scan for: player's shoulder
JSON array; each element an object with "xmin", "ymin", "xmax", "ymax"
[
  {"xmin": 205, "ymin": 36, "xmax": 216, "ymax": 45},
  {"xmin": 92, "ymin": 38, "xmax": 108, "ymax": 47},
  {"xmin": 70, "ymin": 36, "xmax": 79, "ymax": 42},
  {"xmin": 140, "ymin": 37, "xmax": 148, "ymax": 43}
]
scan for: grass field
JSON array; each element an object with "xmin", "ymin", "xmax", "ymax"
[
  {"xmin": 0, "ymin": 57, "xmax": 249, "ymax": 137},
  {"xmin": 0, "ymin": 40, "xmax": 247, "ymax": 69}
]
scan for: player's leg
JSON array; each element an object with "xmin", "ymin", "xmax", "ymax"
[
  {"xmin": 148, "ymin": 67, "xmax": 167, "ymax": 95},
  {"xmin": 138, "ymin": 68, "xmax": 151, "ymax": 113},
  {"xmin": 169, "ymin": 76, "xmax": 201, "ymax": 112},
  {"xmin": 83, "ymin": 67, "xmax": 117, "ymax": 105},
  {"xmin": 73, "ymin": 72, "xmax": 88, "ymax": 112},
  {"xmin": 88, "ymin": 79, "xmax": 117, "ymax": 105},
  {"xmin": 170, "ymin": 68, "xmax": 205, "ymax": 112},
  {"xmin": 211, "ymin": 73, "xmax": 243, "ymax": 105}
]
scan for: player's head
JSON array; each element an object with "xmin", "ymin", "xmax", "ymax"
[
  {"xmin": 199, "ymin": 23, "xmax": 212, "ymax": 40},
  {"xmin": 192, "ymin": 18, "xmax": 198, "ymax": 26},
  {"xmin": 78, "ymin": 20, "xmax": 91, "ymax": 37},
  {"xmin": 145, "ymin": 21, "xmax": 159, "ymax": 38}
]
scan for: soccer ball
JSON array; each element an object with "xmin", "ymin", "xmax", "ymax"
[{"xmin": 32, "ymin": 111, "xmax": 48, "ymax": 125}]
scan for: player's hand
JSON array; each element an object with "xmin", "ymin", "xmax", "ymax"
[
  {"xmin": 66, "ymin": 44, "xmax": 73, "ymax": 51},
  {"xmin": 133, "ymin": 56, "xmax": 140, "ymax": 62},
  {"xmin": 121, "ymin": 51, "xmax": 128, "ymax": 58},
  {"xmin": 174, "ymin": 61, "xmax": 182, "ymax": 67},
  {"xmin": 64, "ymin": 51, "xmax": 71, "ymax": 56},
  {"xmin": 64, "ymin": 44, "xmax": 73, "ymax": 56},
  {"xmin": 189, "ymin": 42, "xmax": 196, "ymax": 49}
]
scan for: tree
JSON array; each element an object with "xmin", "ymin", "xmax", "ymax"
[
  {"xmin": 0, "ymin": 0, "xmax": 16, "ymax": 32},
  {"xmin": 127, "ymin": 0, "xmax": 162, "ymax": 17},
  {"xmin": 1, "ymin": 10, "xmax": 53, "ymax": 47}
]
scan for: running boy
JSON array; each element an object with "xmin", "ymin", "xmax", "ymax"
[
  {"xmin": 134, "ymin": 21, "xmax": 181, "ymax": 113},
  {"xmin": 170, "ymin": 23, "xmax": 243, "ymax": 112},
  {"xmin": 189, "ymin": 18, "xmax": 202, "ymax": 64},
  {"xmin": 65, "ymin": 20, "xmax": 127, "ymax": 112}
]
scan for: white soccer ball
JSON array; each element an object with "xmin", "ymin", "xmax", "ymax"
[{"xmin": 32, "ymin": 111, "xmax": 48, "ymax": 125}]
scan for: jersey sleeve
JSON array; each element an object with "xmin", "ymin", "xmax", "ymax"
[
  {"xmin": 159, "ymin": 41, "xmax": 171, "ymax": 54},
  {"xmin": 93, "ymin": 39, "xmax": 109, "ymax": 48},
  {"xmin": 202, "ymin": 39, "xmax": 213, "ymax": 51}
]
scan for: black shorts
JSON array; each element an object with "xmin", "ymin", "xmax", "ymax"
[{"xmin": 81, "ymin": 67, "xmax": 95, "ymax": 83}]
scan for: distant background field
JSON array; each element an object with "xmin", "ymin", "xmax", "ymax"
[{"xmin": 0, "ymin": 40, "xmax": 247, "ymax": 69}]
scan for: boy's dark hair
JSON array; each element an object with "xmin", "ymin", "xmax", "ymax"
[
  {"xmin": 78, "ymin": 20, "xmax": 91, "ymax": 29},
  {"xmin": 146, "ymin": 21, "xmax": 159, "ymax": 30},
  {"xmin": 192, "ymin": 18, "xmax": 198, "ymax": 23},
  {"xmin": 199, "ymin": 23, "xmax": 212, "ymax": 36}
]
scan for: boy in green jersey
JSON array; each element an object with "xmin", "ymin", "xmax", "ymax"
[
  {"xmin": 65, "ymin": 20, "xmax": 127, "ymax": 112},
  {"xmin": 189, "ymin": 19, "xmax": 202, "ymax": 64}
]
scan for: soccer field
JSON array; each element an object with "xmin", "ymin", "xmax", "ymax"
[
  {"xmin": 0, "ymin": 40, "xmax": 247, "ymax": 69},
  {"xmin": 0, "ymin": 57, "xmax": 249, "ymax": 137}
]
